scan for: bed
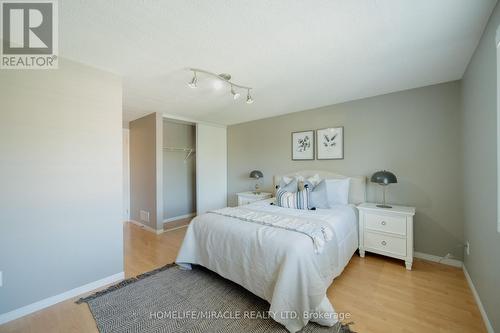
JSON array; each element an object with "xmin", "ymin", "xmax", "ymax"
[{"xmin": 176, "ymin": 171, "xmax": 366, "ymax": 333}]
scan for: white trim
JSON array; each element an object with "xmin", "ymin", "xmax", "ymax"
[
  {"xmin": 496, "ymin": 24, "xmax": 500, "ymax": 48},
  {"xmin": 0, "ymin": 272, "xmax": 124, "ymax": 325},
  {"xmin": 163, "ymin": 213, "xmax": 196, "ymax": 224},
  {"xmin": 158, "ymin": 225, "xmax": 189, "ymax": 233},
  {"xmin": 497, "ymin": 25, "xmax": 500, "ymax": 233},
  {"xmin": 463, "ymin": 265, "xmax": 494, "ymax": 333},
  {"xmin": 414, "ymin": 251, "xmax": 463, "ymax": 268},
  {"xmin": 122, "ymin": 129, "xmax": 130, "ymax": 220},
  {"xmin": 127, "ymin": 220, "xmax": 162, "ymax": 234},
  {"xmin": 155, "ymin": 113, "xmax": 164, "ymax": 236},
  {"xmin": 162, "ymin": 113, "xmax": 227, "ymax": 128}
]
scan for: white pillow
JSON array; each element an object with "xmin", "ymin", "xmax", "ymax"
[
  {"xmin": 308, "ymin": 180, "xmax": 329, "ymax": 209},
  {"xmin": 325, "ymin": 178, "xmax": 350, "ymax": 206},
  {"xmin": 307, "ymin": 174, "xmax": 322, "ymax": 187},
  {"xmin": 294, "ymin": 175, "xmax": 305, "ymax": 183},
  {"xmin": 296, "ymin": 174, "xmax": 321, "ymax": 189}
]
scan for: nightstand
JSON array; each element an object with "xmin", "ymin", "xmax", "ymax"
[
  {"xmin": 237, "ymin": 191, "xmax": 272, "ymax": 206},
  {"xmin": 358, "ymin": 202, "xmax": 416, "ymax": 270}
]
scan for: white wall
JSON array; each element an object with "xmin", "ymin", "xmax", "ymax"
[
  {"xmin": 0, "ymin": 59, "xmax": 123, "ymax": 315},
  {"xmin": 196, "ymin": 123, "xmax": 227, "ymax": 214}
]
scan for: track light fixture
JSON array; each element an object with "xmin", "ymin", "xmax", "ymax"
[
  {"xmin": 246, "ymin": 89, "xmax": 254, "ymax": 104},
  {"xmin": 186, "ymin": 68, "xmax": 253, "ymax": 103},
  {"xmin": 187, "ymin": 71, "xmax": 197, "ymax": 88}
]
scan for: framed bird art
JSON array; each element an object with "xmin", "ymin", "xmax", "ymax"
[
  {"xmin": 316, "ymin": 127, "xmax": 344, "ymax": 160},
  {"xmin": 291, "ymin": 130, "xmax": 314, "ymax": 160}
]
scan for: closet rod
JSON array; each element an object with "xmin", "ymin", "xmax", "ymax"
[
  {"xmin": 163, "ymin": 147, "xmax": 195, "ymax": 152},
  {"xmin": 163, "ymin": 146, "xmax": 196, "ymax": 162}
]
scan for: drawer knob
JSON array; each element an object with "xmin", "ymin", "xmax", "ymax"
[
  {"xmin": 381, "ymin": 221, "xmax": 387, "ymax": 226},
  {"xmin": 381, "ymin": 241, "xmax": 387, "ymax": 246}
]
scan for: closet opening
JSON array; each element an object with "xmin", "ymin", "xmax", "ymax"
[{"xmin": 162, "ymin": 118, "xmax": 197, "ymax": 231}]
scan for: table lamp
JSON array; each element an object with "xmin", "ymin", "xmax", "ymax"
[
  {"xmin": 370, "ymin": 170, "xmax": 398, "ymax": 208},
  {"xmin": 249, "ymin": 170, "xmax": 264, "ymax": 194}
]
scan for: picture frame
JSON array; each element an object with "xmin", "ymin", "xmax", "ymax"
[
  {"xmin": 291, "ymin": 130, "xmax": 314, "ymax": 160},
  {"xmin": 316, "ymin": 127, "xmax": 344, "ymax": 160}
]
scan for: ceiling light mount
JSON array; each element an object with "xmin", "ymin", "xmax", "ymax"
[
  {"xmin": 187, "ymin": 71, "xmax": 198, "ymax": 88},
  {"xmin": 218, "ymin": 73, "xmax": 231, "ymax": 81},
  {"xmin": 186, "ymin": 68, "xmax": 253, "ymax": 103}
]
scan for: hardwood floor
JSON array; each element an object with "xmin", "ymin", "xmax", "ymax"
[{"xmin": 0, "ymin": 222, "xmax": 486, "ymax": 333}]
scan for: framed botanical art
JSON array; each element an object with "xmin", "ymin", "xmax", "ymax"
[
  {"xmin": 316, "ymin": 127, "xmax": 344, "ymax": 160},
  {"xmin": 291, "ymin": 130, "xmax": 314, "ymax": 160}
]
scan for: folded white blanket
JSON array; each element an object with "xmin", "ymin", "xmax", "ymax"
[{"xmin": 209, "ymin": 207, "xmax": 334, "ymax": 253}]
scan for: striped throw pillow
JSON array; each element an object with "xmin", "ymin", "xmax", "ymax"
[{"xmin": 275, "ymin": 186, "xmax": 311, "ymax": 210}]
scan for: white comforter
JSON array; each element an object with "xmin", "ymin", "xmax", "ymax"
[{"xmin": 176, "ymin": 199, "xmax": 358, "ymax": 333}]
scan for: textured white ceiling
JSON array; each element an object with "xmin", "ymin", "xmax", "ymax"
[{"xmin": 59, "ymin": 0, "xmax": 496, "ymax": 125}]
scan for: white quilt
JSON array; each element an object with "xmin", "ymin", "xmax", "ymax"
[{"xmin": 176, "ymin": 199, "xmax": 358, "ymax": 333}]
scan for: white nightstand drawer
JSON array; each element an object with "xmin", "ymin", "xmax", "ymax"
[
  {"xmin": 364, "ymin": 231, "xmax": 407, "ymax": 257},
  {"xmin": 239, "ymin": 198, "xmax": 253, "ymax": 205},
  {"xmin": 365, "ymin": 213, "xmax": 406, "ymax": 236},
  {"xmin": 237, "ymin": 192, "xmax": 273, "ymax": 206}
]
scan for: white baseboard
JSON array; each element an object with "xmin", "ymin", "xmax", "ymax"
[
  {"xmin": 127, "ymin": 220, "xmax": 162, "ymax": 234},
  {"xmin": 463, "ymin": 265, "xmax": 494, "ymax": 333},
  {"xmin": 0, "ymin": 271, "xmax": 124, "ymax": 325},
  {"xmin": 127, "ymin": 216, "xmax": 194, "ymax": 235},
  {"xmin": 163, "ymin": 213, "xmax": 196, "ymax": 224},
  {"xmin": 159, "ymin": 224, "xmax": 190, "ymax": 233},
  {"xmin": 155, "ymin": 213, "xmax": 196, "ymax": 234},
  {"xmin": 414, "ymin": 251, "xmax": 463, "ymax": 268}
]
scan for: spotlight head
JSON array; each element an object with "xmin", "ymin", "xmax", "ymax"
[
  {"xmin": 246, "ymin": 90, "xmax": 254, "ymax": 104},
  {"xmin": 231, "ymin": 86, "xmax": 241, "ymax": 100},
  {"xmin": 187, "ymin": 72, "xmax": 197, "ymax": 88}
]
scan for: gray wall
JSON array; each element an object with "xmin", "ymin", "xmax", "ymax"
[
  {"xmin": 0, "ymin": 59, "xmax": 123, "ymax": 314},
  {"xmin": 228, "ymin": 81, "xmax": 464, "ymax": 259},
  {"xmin": 461, "ymin": 3, "xmax": 500, "ymax": 331},
  {"xmin": 163, "ymin": 120, "xmax": 196, "ymax": 220},
  {"xmin": 130, "ymin": 113, "xmax": 160, "ymax": 230}
]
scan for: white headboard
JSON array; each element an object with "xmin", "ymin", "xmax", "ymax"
[{"xmin": 273, "ymin": 170, "xmax": 367, "ymax": 205}]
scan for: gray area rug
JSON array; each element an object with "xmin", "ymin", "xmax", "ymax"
[{"xmin": 77, "ymin": 264, "xmax": 355, "ymax": 333}]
